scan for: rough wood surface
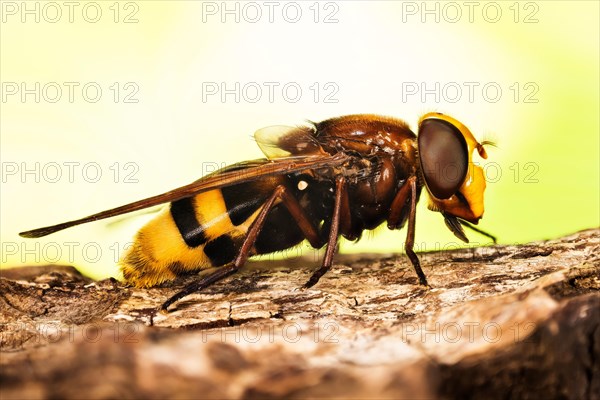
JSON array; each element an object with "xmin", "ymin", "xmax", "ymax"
[{"xmin": 1, "ymin": 229, "xmax": 599, "ymax": 399}]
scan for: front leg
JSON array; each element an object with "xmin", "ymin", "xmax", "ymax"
[{"xmin": 388, "ymin": 176, "xmax": 429, "ymax": 286}]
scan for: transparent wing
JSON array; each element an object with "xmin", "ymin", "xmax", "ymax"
[
  {"xmin": 254, "ymin": 124, "xmax": 327, "ymax": 160},
  {"xmin": 19, "ymin": 153, "xmax": 349, "ymax": 238}
]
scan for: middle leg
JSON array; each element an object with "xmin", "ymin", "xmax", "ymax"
[{"xmin": 303, "ymin": 176, "xmax": 347, "ymax": 288}]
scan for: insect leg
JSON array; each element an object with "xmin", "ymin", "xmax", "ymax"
[
  {"xmin": 460, "ymin": 220, "xmax": 497, "ymax": 244},
  {"xmin": 303, "ymin": 176, "xmax": 346, "ymax": 288},
  {"xmin": 159, "ymin": 264, "xmax": 238, "ymax": 313},
  {"xmin": 388, "ymin": 176, "xmax": 429, "ymax": 286},
  {"xmin": 160, "ymin": 183, "xmax": 329, "ymax": 312},
  {"xmin": 443, "ymin": 212, "xmax": 469, "ymax": 243},
  {"xmin": 404, "ymin": 177, "xmax": 429, "ymax": 286},
  {"xmin": 160, "ymin": 185, "xmax": 287, "ymax": 312},
  {"xmin": 387, "ymin": 176, "xmax": 414, "ymax": 229},
  {"xmin": 338, "ymin": 178, "xmax": 352, "ymax": 237},
  {"xmin": 278, "ymin": 186, "xmax": 324, "ymax": 249}
]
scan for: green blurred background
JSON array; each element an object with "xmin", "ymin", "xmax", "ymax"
[{"xmin": 1, "ymin": 1, "xmax": 598, "ymax": 280}]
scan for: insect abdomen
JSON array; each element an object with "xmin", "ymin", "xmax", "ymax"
[{"xmin": 120, "ymin": 179, "xmax": 286, "ymax": 288}]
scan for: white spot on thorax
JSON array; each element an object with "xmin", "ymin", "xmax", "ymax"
[{"xmin": 298, "ymin": 180, "xmax": 308, "ymax": 191}]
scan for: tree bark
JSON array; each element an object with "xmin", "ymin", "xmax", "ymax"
[{"xmin": 1, "ymin": 229, "xmax": 599, "ymax": 399}]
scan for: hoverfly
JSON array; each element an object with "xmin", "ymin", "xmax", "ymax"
[{"xmin": 20, "ymin": 113, "xmax": 494, "ymax": 312}]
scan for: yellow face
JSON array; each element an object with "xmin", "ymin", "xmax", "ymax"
[{"xmin": 418, "ymin": 113, "xmax": 488, "ymax": 224}]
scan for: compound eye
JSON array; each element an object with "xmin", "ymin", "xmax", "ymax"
[{"xmin": 418, "ymin": 119, "xmax": 468, "ymax": 199}]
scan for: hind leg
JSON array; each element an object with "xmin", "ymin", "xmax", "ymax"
[{"xmin": 160, "ymin": 184, "xmax": 324, "ymax": 312}]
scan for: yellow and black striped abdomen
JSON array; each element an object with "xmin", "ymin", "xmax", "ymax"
[{"xmin": 120, "ymin": 176, "xmax": 305, "ymax": 288}]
